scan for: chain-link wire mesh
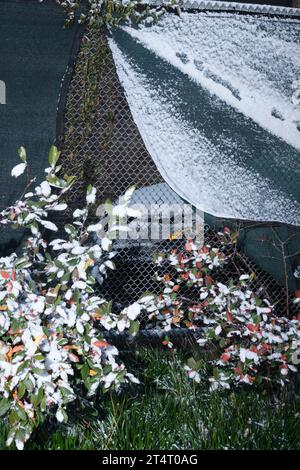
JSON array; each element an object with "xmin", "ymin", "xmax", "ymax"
[{"xmin": 58, "ymin": 24, "xmax": 300, "ymax": 329}]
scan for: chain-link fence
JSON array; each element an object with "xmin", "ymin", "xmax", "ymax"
[{"xmin": 58, "ymin": 23, "xmax": 300, "ymax": 326}]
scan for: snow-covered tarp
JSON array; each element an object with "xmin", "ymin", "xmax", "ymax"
[{"xmin": 108, "ymin": 11, "xmax": 300, "ymax": 225}]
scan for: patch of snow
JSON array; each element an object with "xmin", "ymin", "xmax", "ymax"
[
  {"xmin": 121, "ymin": 14, "xmax": 300, "ymax": 151},
  {"xmin": 108, "ymin": 12, "xmax": 300, "ymax": 224}
]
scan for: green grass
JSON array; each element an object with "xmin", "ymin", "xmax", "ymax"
[{"xmin": 1, "ymin": 347, "xmax": 300, "ymax": 450}]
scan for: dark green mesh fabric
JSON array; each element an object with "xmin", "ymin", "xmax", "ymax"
[{"xmin": 0, "ymin": 0, "xmax": 79, "ymax": 251}]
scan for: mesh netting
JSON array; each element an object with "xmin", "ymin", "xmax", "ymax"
[
  {"xmin": 58, "ymin": 24, "xmax": 300, "ymax": 325},
  {"xmin": 60, "ymin": 27, "xmax": 163, "ymax": 209}
]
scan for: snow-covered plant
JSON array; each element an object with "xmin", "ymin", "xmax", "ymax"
[
  {"xmin": 129, "ymin": 240, "xmax": 228, "ymax": 332},
  {"xmin": 46, "ymin": 0, "xmax": 180, "ymax": 27},
  {"xmin": 127, "ymin": 237, "xmax": 300, "ymax": 390},
  {"xmin": 0, "ymin": 146, "xmax": 139, "ymax": 450},
  {"xmin": 188, "ymin": 277, "xmax": 300, "ymax": 391}
]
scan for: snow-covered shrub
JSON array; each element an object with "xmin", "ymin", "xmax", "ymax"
[
  {"xmin": 0, "ymin": 146, "xmax": 139, "ymax": 449},
  {"xmin": 130, "ymin": 237, "xmax": 300, "ymax": 390},
  {"xmin": 123, "ymin": 237, "xmax": 229, "ymax": 332},
  {"xmin": 187, "ymin": 278, "xmax": 300, "ymax": 391}
]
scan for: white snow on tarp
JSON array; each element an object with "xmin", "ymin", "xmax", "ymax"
[{"xmin": 108, "ymin": 12, "xmax": 300, "ymax": 225}]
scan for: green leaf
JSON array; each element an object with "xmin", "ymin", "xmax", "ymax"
[
  {"xmin": 15, "ymin": 404, "xmax": 27, "ymax": 421},
  {"xmin": 18, "ymin": 381, "xmax": 27, "ymax": 399},
  {"xmin": 18, "ymin": 146, "xmax": 27, "ymax": 162},
  {"xmin": 15, "ymin": 259, "xmax": 32, "ymax": 269},
  {"xmin": 86, "ymin": 184, "xmax": 93, "ymax": 195},
  {"xmin": 33, "ymin": 354, "xmax": 44, "ymax": 362},
  {"xmin": 31, "ymin": 388, "xmax": 44, "ymax": 408},
  {"xmin": 61, "ymin": 408, "xmax": 68, "ymax": 423},
  {"xmin": 101, "ymin": 300, "xmax": 112, "ymax": 315},
  {"xmin": 103, "ymin": 365, "xmax": 112, "ymax": 375},
  {"xmin": 64, "ymin": 175, "xmax": 76, "ymax": 186},
  {"xmin": 9, "ymin": 410, "xmax": 19, "ymax": 425},
  {"xmin": 0, "ymin": 398, "xmax": 10, "ymax": 417},
  {"xmin": 25, "ymin": 378, "xmax": 34, "ymax": 393},
  {"xmin": 129, "ymin": 320, "xmax": 140, "ymax": 336},
  {"xmin": 46, "ymin": 174, "xmax": 63, "ymax": 187},
  {"xmin": 104, "ymin": 199, "xmax": 113, "ymax": 217},
  {"xmin": 81, "ymin": 363, "xmax": 89, "ymax": 381},
  {"xmin": 48, "ymin": 145, "xmax": 60, "ymax": 168},
  {"xmin": 65, "ymin": 224, "xmax": 77, "ymax": 238},
  {"xmin": 60, "ymin": 272, "xmax": 70, "ymax": 283},
  {"xmin": 187, "ymin": 357, "xmax": 199, "ymax": 371},
  {"xmin": 40, "ymin": 396, "xmax": 47, "ymax": 412},
  {"xmin": 17, "ymin": 360, "xmax": 30, "ymax": 374}
]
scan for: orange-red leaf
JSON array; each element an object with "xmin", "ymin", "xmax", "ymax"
[
  {"xmin": 11, "ymin": 345, "xmax": 24, "ymax": 354},
  {"xmin": 63, "ymin": 344, "xmax": 79, "ymax": 351},
  {"xmin": 93, "ymin": 340, "xmax": 109, "ymax": 349},
  {"xmin": 161, "ymin": 308, "xmax": 171, "ymax": 315},
  {"xmin": 171, "ymin": 316, "xmax": 181, "ymax": 324},
  {"xmin": 0, "ymin": 271, "xmax": 10, "ymax": 280},
  {"xmin": 220, "ymin": 353, "xmax": 231, "ymax": 362},
  {"xmin": 226, "ymin": 308, "xmax": 233, "ymax": 323},
  {"xmin": 247, "ymin": 323, "xmax": 260, "ymax": 333}
]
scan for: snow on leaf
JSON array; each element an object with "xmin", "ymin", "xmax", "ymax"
[
  {"xmin": 50, "ymin": 203, "xmax": 67, "ymax": 211},
  {"xmin": 215, "ymin": 325, "xmax": 222, "ymax": 336},
  {"xmin": 126, "ymin": 302, "xmax": 141, "ymax": 320},
  {"xmin": 56, "ymin": 408, "xmax": 65, "ymax": 423},
  {"xmin": 101, "ymin": 237, "xmax": 112, "ymax": 251},
  {"xmin": 39, "ymin": 220, "xmax": 58, "ymax": 231},
  {"xmin": 86, "ymin": 186, "xmax": 96, "ymax": 205},
  {"xmin": 123, "ymin": 186, "xmax": 135, "ymax": 203},
  {"xmin": 11, "ymin": 162, "xmax": 26, "ymax": 178},
  {"xmin": 40, "ymin": 181, "xmax": 51, "ymax": 197}
]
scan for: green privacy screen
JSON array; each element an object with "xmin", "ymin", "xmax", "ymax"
[{"xmin": 0, "ymin": 0, "xmax": 79, "ymax": 250}]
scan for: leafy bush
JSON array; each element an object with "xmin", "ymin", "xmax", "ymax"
[
  {"xmin": 0, "ymin": 147, "xmax": 139, "ymax": 449},
  {"xmin": 131, "ymin": 238, "xmax": 300, "ymax": 390}
]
